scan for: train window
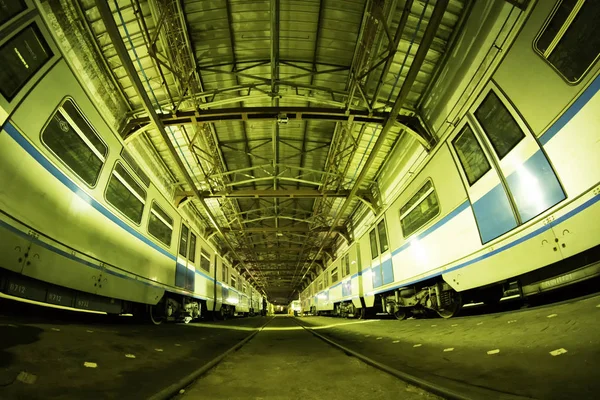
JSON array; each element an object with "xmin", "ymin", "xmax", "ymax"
[
  {"xmin": 534, "ymin": 0, "xmax": 600, "ymax": 83},
  {"xmin": 452, "ymin": 124, "xmax": 491, "ymax": 186},
  {"xmin": 148, "ymin": 202, "xmax": 173, "ymax": 246},
  {"xmin": 42, "ymin": 99, "xmax": 107, "ymax": 186},
  {"xmin": 344, "ymin": 254, "xmax": 350, "ymax": 276},
  {"xmin": 0, "ymin": 24, "xmax": 53, "ymax": 101},
  {"xmin": 331, "ymin": 267, "xmax": 339, "ymax": 283},
  {"xmin": 121, "ymin": 149, "xmax": 150, "ymax": 187},
  {"xmin": 179, "ymin": 224, "xmax": 189, "ymax": 257},
  {"xmin": 377, "ymin": 220, "xmax": 389, "ymax": 253},
  {"xmin": 0, "ymin": 1, "xmax": 27, "ymax": 27},
  {"xmin": 323, "ymin": 272, "xmax": 328, "ymax": 288},
  {"xmin": 188, "ymin": 232, "xmax": 197, "ymax": 263},
  {"xmin": 231, "ymin": 275, "xmax": 237, "ymax": 288},
  {"xmin": 474, "ymin": 92, "xmax": 525, "ymax": 160},
  {"xmin": 106, "ymin": 163, "xmax": 146, "ymax": 224},
  {"xmin": 400, "ymin": 180, "xmax": 440, "ymax": 238},
  {"xmin": 200, "ymin": 249, "xmax": 211, "ymax": 272},
  {"xmin": 369, "ymin": 229, "xmax": 378, "ymax": 259},
  {"xmin": 222, "ymin": 264, "xmax": 228, "ymax": 282}
]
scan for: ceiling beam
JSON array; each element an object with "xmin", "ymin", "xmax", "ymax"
[
  {"xmin": 179, "ymin": 189, "xmax": 370, "ymax": 199},
  {"xmin": 122, "ymin": 107, "xmax": 425, "ymax": 135},
  {"xmin": 222, "ymin": 226, "xmax": 343, "ymax": 233}
]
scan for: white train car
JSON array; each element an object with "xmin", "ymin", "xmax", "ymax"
[
  {"xmin": 301, "ymin": 242, "xmax": 363, "ymax": 317},
  {"xmin": 0, "ymin": 3, "xmax": 259, "ymax": 322},
  {"xmin": 303, "ymin": 0, "xmax": 600, "ymax": 319}
]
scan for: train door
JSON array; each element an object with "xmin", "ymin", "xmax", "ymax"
[
  {"xmin": 368, "ymin": 218, "xmax": 394, "ymax": 289},
  {"xmin": 175, "ymin": 223, "xmax": 195, "ymax": 291},
  {"xmin": 471, "ymin": 86, "xmax": 565, "ymax": 224},
  {"xmin": 450, "ymin": 85, "xmax": 565, "ymax": 244}
]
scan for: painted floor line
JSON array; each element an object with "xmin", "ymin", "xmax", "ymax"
[
  {"xmin": 443, "ymin": 348, "xmax": 454, "ymax": 352},
  {"xmin": 487, "ymin": 349, "xmax": 500, "ymax": 355},
  {"xmin": 549, "ymin": 348, "xmax": 567, "ymax": 356}
]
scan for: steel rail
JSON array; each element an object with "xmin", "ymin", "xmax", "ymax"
[
  {"xmin": 293, "ymin": 317, "xmax": 533, "ymax": 400},
  {"xmin": 148, "ymin": 317, "xmax": 275, "ymax": 400}
]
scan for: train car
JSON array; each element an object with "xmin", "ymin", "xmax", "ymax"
[
  {"xmin": 303, "ymin": 242, "xmax": 363, "ymax": 317},
  {"xmin": 304, "ymin": 0, "xmax": 600, "ymax": 320},
  {"xmin": 370, "ymin": 0, "xmax": 600, "ymax": 319},
  {"xmin": 0, "ymin": 3, "xmax": 259, "ymax": 323}
]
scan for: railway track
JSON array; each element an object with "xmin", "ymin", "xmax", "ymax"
[{"xmin": 151, "ymin": 316, "xmax": 533, "ymax": 400}]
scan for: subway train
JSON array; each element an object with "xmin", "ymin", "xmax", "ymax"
[
  {"xmin": 301, "ymin": 0, "xmax": 600, "ymax": 319},
  {"xmin": 0, "ymin": 3, "xmax": 263, "ymax": 323}
]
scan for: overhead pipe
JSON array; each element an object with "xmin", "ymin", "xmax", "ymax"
[
  {"xmin": 297, "ymin": 0, "xmax": 450, "ymax": 288},
  {"xmin": 94, "ymin": 0, "xmax": 262, "ymax": 288}
]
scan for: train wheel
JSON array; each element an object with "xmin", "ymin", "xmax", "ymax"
[
  {"xmin": 393, "ymin": 308, "xmax": 407, "ymax": 320},
  {"xmin": 436, "ymin": 291, "xmax": 462, "ymax": 319},
  {"xmin": 359, "ymin": 307, "xmax": 374, "ymax": 319},
  {"xmin": 148, "ymin": 304, "xmax": 165, "ymax": 325}
]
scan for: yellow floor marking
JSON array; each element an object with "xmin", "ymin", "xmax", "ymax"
[
  {"xmin": 376, "ymin": 337, "xmax": 383, "ymax": 340},
  {"xmin": 487, "ymin": 349, "xmax": 500, "ymax": 355},
  {"xmin": 16, "ymin": 371, "xmax": 37, "ymax": 384},
  {"xmin": 393, "ymin": 340, "xmax": 400, "ymax": 343},
  {"xmin": 547, "ymin": 314, "xmax": 558, "ymax": 318},
  {"xmin": 86, "ymin": 330, "xmax": 94, "ymax": 333},
  {"xmin": 508, "ymin": 320, "xmax": 517, "ymax": 324},
  {"xmin": 83, "ymin": 362, "xmax": 97, "ymax": 368},
  {"xmin": 476, "ymin": 322, "xmax": 483, "ymax": 326},
  {"xmin": 431, "ymin": 324, "xmax": 437, "ymax": 327},
  {"xmin": 443, "ymin": 348, "xmax": 454, "ymax": 352},
  {"xmin": 549, "ymin": 348, "xmax": 567, "ymax": 356},
  {"xmin": 413, "ymin": 344, "xmax": 422, "ymax": 348},
  {"xmin": 51, "ymin": 328, "xmax": 61, "ymax": 331},
  {"xmin": 125, "ymin": 354, "xmax": 136, "ymax": 359},
  {"xmin": 155, "ymin": 349, "xmax": 163, "ymax": 352},
  {"xmin": 451, "ymin": 324, "xmax": 458, "ymax": 327}
]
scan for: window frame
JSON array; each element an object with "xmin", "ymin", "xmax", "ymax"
[
  {"xmin": 533, "ymin": 0, "xmax": 600, "ymax": 84},
  {"xmin": 376, "ymin": 219, "xmax": 389, "ymax": 254},
  {"xmin": 451, "ymin": 122, "xmax": 492, "ymax": 186},
  {"xmin": 104, "ymin": 161, "xmax": 147, "ymax": 226},
  {"xmin": 344, "ymin": 254, "xmax": 351, "ymax": 276},
  {"xmin": 473, "ymin": 91, "xmax": 526, "ymax": 160},
  {"xmin": 147, "ymin": 200, "xmax": 174, "ymax": 248},
  {"xmin": 188, "ymin": 232, "xmax": 197, "ymax": 263},
  {"xmin": 178, "ymin": 224, "xmax": 189, "ymax": 258},
  {"xmin": 200, "ymin": 249, "xmax": 211, "ymax": 273},
  {"xmin": 222, "ymin": 264, "xmax": 228, "ymax": 283},
  {"xmin": 399, "ymin": 178, "xmax": 441, "ymax": 239},
  {"xmin": 41, "ymin": 97, "xmax": 109, "ymax": 189},
  {"xmin": 0, "ymin": 22, "xmax": 54, "ymax": 102},
  {"xmin": 331, "ymin": 267, "xmax": 339, "ymax": 283},
  {"xmin": 369, "ymin": 228, "xmax": 379, "ymax": 260}
]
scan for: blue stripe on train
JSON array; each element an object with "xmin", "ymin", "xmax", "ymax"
[{"xmin": 539, "ymin": 73, "xmax": 600, "ymax": 146}]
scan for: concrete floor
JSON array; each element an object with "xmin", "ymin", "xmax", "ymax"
[
  {"xmin": 1, "ymin": 293, "xmax": 599, "ymax": 399},
  {"xmin": 298, "ymin": 294, "xmax": 600, "ymax": 400},
  {"xmin": 0, "ymin": 303, "xmax": 268, "ymax": 399},
  {"xmin": 178, "ymin": 316, "xmax": 440, "ymax": 400}
]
